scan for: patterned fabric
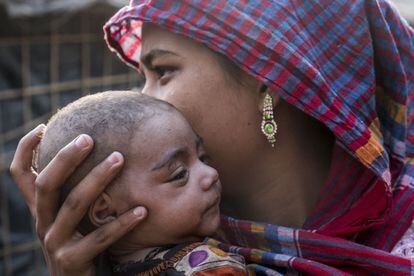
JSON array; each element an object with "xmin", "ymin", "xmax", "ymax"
[
  {"xmin": 207, "ymin": 216, "xmax": 413, "ymax": 275},
  {"xmin": 104, "ymin": 0, "xmax": 414, "ymax": 274},
  {"xmin": 392, "ymin": 220, "xmax": 414, "ymax": 258},
  {"xmin": 112, "ymin": 242, "xmax": 247, "ymax": 275}
]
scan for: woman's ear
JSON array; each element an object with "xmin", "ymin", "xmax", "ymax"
[
  {"xmin": 257, "ymin": 84, "xmax": 280, "ymax": 111},
  {"xmin": 88, "ymin": 192, "xmax": 117, "ymax": 227}
]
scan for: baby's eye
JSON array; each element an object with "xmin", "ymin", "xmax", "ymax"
[
  {"xmin": 199, "ymin": 154, "xmax": 211, "ymax": 165},
  {"xmin": 169, "ymin": 168, "xmax": 188, "ymax": 183}
]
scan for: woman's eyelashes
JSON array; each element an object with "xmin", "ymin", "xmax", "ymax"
[
  {"xmin": 153, "ymin": 66, "xmax": 171, "ymax": 77},
  {"xmin": 145, "ymin": 65, "xmax": 176, "ymax": 84}
]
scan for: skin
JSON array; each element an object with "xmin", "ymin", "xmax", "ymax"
[
  {"xmin": 10, "ymin": 23, "xmax": 334, "ymax": 275},
  {"xmin": 95, "ymin": 111, "xmax": 221, "ymax": 263},
  {"xmin": 139, "ymin": 24, "xmax": 334, "ymax": 226}
]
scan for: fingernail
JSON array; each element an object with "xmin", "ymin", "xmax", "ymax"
[
  {"xmin": 75, "ymin": 134, "xmax": 90, "ymax": 148},
  {"xmin": 107, "ymin": 152, "xmax": 122, "ymax": 164},
  {"xmin": 133, "ymin": 207, "xmax": 145, "ymax": 217},
  {"xmin": 34, "ymin": 124, "xmax": 46, "ymax": 133}
]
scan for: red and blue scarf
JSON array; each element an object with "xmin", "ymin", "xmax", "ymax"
[{"xmin": 104, "ymin": 0, "xmax": 414, "ymax": 274}]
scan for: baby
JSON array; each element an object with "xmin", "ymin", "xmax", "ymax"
[{"xmin": 35, "ymin": 91, "xmax": 247, "ymax": 275}]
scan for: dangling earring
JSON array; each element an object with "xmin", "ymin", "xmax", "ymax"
[{"xmin": 261, "ymin": 93, "xmax": 277, "ymax": 147}]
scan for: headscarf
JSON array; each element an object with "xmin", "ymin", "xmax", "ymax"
[{"xmin": 104, "ymin": 0, "xmax": 414, "ymax": 274}]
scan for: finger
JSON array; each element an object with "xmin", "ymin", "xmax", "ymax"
[
  {"xmin": 64, "ymin": 207, "xmax": 147, "ymax": 264},
  {"xmin": 35, "ymin": 134, "xmax": 94, "ymax": 240},
  {"xmin": 50, "ymin": 152, "xmax": 124, "ymax": 242},
  {"xmin": 10, "ymin": 124, "xmax": 45, "ymax": 215},
  {"xmin": 11, "ymin": 124, "xmax": 45, "ymax": 177}
]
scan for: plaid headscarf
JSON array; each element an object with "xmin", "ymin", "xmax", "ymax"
[{"xmin": 104, "ymin": 0, "xmax": 414, "ymax": 274}]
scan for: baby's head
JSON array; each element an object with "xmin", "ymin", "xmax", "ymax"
[{"xmin": 36, "ymin": 91, "xmax": 221, "ymax": 248}]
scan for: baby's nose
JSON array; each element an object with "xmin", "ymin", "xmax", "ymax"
[{"xmin": 200, "ymin": 165, "xmax": 219, "ymax": 191}]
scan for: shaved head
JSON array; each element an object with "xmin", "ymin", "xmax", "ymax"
[{"xmin": 36, "ymin": 91, "xmax": 176, "ymax": 206}]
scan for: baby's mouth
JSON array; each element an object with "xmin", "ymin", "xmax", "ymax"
[{"xmin": 205, "ymin": 194, "xmax": 221, "ymax": 213}]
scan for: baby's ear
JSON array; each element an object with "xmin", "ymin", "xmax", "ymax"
[{"xmin": 89, "ymin": 192, "xmax": 117, "ymax": 227}]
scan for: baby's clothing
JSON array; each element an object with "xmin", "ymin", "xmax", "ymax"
[
  {"xmin": 391, "ymin": 220, "xmax": 414, "ymax": 258},
  {"xmin": 112, "ymin": 242, "xmax": 247, "ymax": 275}
]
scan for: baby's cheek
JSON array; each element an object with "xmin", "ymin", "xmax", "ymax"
[{"xmin": 165, "ymin": 202, "xmax": 202, "ymax": 229}]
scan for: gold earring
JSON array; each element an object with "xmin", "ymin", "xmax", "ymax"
[{"xmin": 261, "ymin": 93, "xmax": 277, "ymax": 147}]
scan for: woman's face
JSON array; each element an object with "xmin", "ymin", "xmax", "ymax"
[{"xmin": 140, "ymin": 24, "xmax": 265, "ymax": 195}]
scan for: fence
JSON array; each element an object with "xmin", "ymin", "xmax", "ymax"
[{"xmin": 0, "ymin": 4, "xmax": 141, "ymax": 275}]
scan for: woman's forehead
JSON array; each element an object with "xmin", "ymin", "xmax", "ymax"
[{"xmin": 141, "ymin": 23, "xmax": 205, "ymax": 58}]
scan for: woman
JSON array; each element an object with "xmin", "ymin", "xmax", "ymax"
[{"xmin": 10, "ymin": 0, "xmax": 414, "ymax": 274}]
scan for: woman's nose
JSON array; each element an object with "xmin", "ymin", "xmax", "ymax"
[
  {"xmin": 141, "ymin": 81, "xmax": 157, "ymax": 97},
  {"xmin": 142, "ymin": 84, "xmax": 163, "ymax": 100},
  {"xmin": 141, "ymin": 83, "xmax": 150, "ymax": 95},
  {"xmin": 199, "ymin": 164, "xmax": 219, "ymax": 191}
]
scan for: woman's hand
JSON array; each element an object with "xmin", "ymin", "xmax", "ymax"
[{"xmin": 10, "ymin": 125, "xmax": 147, "ymax": 276}]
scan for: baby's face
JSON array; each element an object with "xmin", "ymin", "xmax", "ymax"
[{"xmin": 110, "ymin": 111, "xmax": 221, "ymax": 247}]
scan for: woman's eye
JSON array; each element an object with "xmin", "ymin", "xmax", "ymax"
[
  {"xmin": 154, "ymin": 67, "xmax": 167, "ymax": 77},
  {"xmin": 169, "ymin": 169, "xmax": 188, "ymax": 182},
  {"xmin": 153, "ymin": 66, "xmax": 175, "ymax": 81}
]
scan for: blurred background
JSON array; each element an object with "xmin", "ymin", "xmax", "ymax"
[
  {"xmin": 0, "ymin": 1, "xmax": 142, "ymax": 275},
  {"xmin": 0, "ymin": 0, "xmax": 413, "ymax": 275}
]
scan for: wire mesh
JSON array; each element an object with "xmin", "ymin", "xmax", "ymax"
[{"xmin": 0, "ymin": 4, "xmax": 142, "ymax": 275}]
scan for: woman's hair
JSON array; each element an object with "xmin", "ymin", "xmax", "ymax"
[
  {"xmin": 35, "ymin": 91, "xmax": 175, "ymax": 232},
  {"xmin": 214, "ymin": 52, "xmax": 251, "ymax": 88}
]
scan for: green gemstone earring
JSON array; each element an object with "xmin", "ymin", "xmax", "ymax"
[{"xmin": 261, "ymin": 93, "xmax": 277, "ymax": 147}]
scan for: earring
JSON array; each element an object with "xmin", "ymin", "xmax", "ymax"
[{"xmin": 261, "ymin": 93, "xmax": 277, "ymax": 147}]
